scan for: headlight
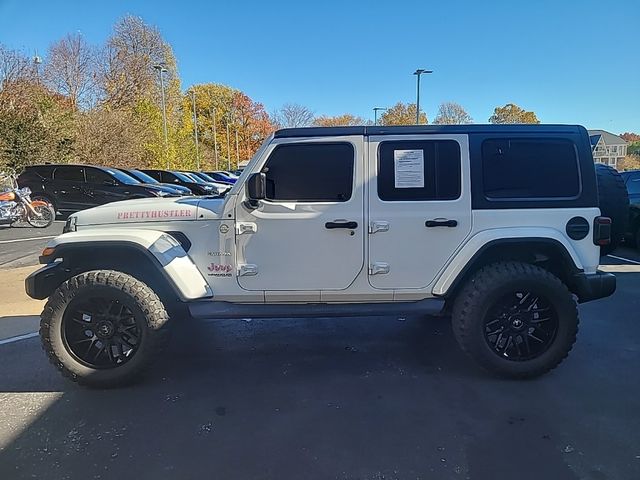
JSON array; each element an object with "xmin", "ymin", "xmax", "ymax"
[{"xmin": 63, "ymin": 216, "xmax": 77, "ymax": 233}]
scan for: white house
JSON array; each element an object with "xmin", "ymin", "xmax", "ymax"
[{"xmin": 588, "ymin": 130, "xmax": 628, "ymax": 170}]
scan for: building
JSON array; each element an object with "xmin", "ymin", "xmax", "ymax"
[{"xmin": 588, "ymin": 129, "xmax": 628, "ymax": 170}]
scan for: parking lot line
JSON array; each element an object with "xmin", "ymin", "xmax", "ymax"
[
  {"xmin": 0, "ymin": 235, "xmax": 56, "ymax": 245},
  {"xmin": 607, "ymin": 254, "xmax": 640, "ymax": 265},
  {"xmin": 0, "ymin": 332, "xmax": 38, "ymax": 346}
]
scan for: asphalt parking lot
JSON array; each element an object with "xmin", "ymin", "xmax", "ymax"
[
  {"xmin": 0, "ymin": 221, "xmax": 64, "ymax": 268},
  {"xmin": 0, "ymin": 225, "xmax": 639, "ymax": 479}
]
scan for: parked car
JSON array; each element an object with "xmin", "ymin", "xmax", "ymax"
[
  {"xmin": 116, "ymin": 168, "xmax": 193, "ymax": 196},
  {"xmin": 17, "ymin": 164, "xmax": 179, "ymax": 215},
  {"xmin": 185, "ymin": 171, "xmax": 234, "ymax": 185},
  {"xmin": 621, "ymin": 170, "xmax": 640, "ymax": 204},
  {"xmin": 202, "ymin": 171, "xmax": 237, "ymax": 184},
  {"xmin": 621, "ymin": 170, "xmax": 640, "ymax": 249},
  {"xmin": 28, "ymin": 124, "xmax": 623, "ymax": 387},
  {"xmin": 141, "ymin": 170, "xmax": 228, "ymax": 196}
]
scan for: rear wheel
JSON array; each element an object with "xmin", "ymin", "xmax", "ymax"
[
  {"xmin": 40, "ymin": 270, "xmax": 170, "ymax": 388},
  {"xmin": 452, "ymin": 262, "xmax": 578, "ymax": 378},
  {"xmin": 27, "ymin": 204, "xmax": 55, "ymax": 228}
]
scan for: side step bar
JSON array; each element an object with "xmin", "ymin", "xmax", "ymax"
[{"xmin": 188, "ymin": 298, "xmax": 445, "ymax": 320}]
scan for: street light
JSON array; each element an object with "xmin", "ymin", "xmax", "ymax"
[
  {"xmin": 413, "ymin": 68, "xmax": 432, "ymax": 124},
  {"xmin": 153, "ymin": 64, "xmax": 169, "ymax": 168},
  {"xmin": 373, "ymin": 107, "xmax": 387, "ymax": 126},
  {"xmin": 191, "ymin": 90, "xmax": 200, "ymax": 170}
]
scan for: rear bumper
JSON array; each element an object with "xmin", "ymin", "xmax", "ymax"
[
  {"xmin": 572, "ymin": 270, "xmax": 616, "ymax": 303},
  {"xmin": 25, "ymin": 262, "xmax": 68, "ymax": 300}
]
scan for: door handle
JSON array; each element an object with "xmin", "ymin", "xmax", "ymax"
[
  {"xmin": 325, "ymin": 221, "xmax": 358, "ymax": 229},
  {"xmin": 425, "ymin": 219, "xmax": 458, "ymax": 228}
]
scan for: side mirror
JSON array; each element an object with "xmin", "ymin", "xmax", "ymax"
[{"xmin": 245, "ymin": 172, "xmax": 265, "ymax": 208}]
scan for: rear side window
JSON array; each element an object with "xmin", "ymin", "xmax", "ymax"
[
  {"xmin": 24, "ymin": 165, "xmax": 54, "ymax": 179},
  {"xmin": 262, "ymin": 143, "xmax": 354, "ymax": 202},
  {"xmin": 377, "ymin": 140, "xmax": 461, "ymax": 201},
  {"xmin": 482, "ymin": 138, "xmax": 580, "ymax": 199},
  {"xmin": 54, "ymin": 166, "xmax": 84, "ymax": 182}
]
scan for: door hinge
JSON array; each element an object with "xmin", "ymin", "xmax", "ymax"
[
  {"xmin": 238, "ymin": 264, "xmax": 258, "ymax": 277},
  {"xmin": 369, "ymin": 221, "xmax": 390, "ymax": 234},
  {"xmin": 236, "ymin": 222, "xmax": 257, "ymax": 234},
  {"xmin": 369, "ymin": 262, "xmax": 390, "ymax": 275}
]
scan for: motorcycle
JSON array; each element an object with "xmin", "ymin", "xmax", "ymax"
[{"xmin": 0, "ymin": 176, "xmax": 55, "ymax": 228}]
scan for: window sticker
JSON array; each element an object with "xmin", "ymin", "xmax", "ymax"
[{"xmin": 393, "ymin": 149, "xmax": 424, "ymax": 188}]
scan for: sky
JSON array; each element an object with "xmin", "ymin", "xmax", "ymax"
[{"xmin": 0, "ymin": 0, "xmax": 638, "ymax": 133}]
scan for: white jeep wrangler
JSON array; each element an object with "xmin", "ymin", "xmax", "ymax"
[{"xmin": 26, "ymin": 125, "xmax": 618, "ymax": 387}]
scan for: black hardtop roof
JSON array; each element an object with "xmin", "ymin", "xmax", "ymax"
[{"xmin": 274, "ymin": 124, "xmax": 587, "ymax": 138}]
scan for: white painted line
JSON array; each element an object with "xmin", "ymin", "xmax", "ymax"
[
  {"xmin": 607, "ymin": 254, "xmax": 640, "ymax": 265},
  {"xmin": 0, "ymin": 235, "xmax": 56, "ymax": 245},
  {"xmin": 0, "ymin": 331, "xmax": 38, "ymax": 346}
]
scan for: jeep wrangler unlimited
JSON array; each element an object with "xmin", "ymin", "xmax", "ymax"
[{"xmin": 26, "ymin": 125, "xmax": 619, "ymax": 387}]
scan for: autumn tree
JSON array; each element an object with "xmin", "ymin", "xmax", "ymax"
[
  {"xmin": 185, "ymin": 83, "xmax": 275, "ymax": 171},
  {"xmin": 314, "ymin": 113, "xmax": 366, "ymax": 127},
  {"xmin": 380, "ymin": 102, "xmax": 427, "ymax": 125},
  {"xmin": 618, "ymin": 155, "xmax": 640, "ymax": 171},
  {"xmin": 433, "ymin": 102, "xmax": 472, "ymax": 125},
  {"xmin": 620, "ymin": 132, "xmax": 640, "ymax": 143},
  {"xmin": 272, "ymin": 103, "xmax": 315, "ymax": 128},
  {"xmin": 489, "ymin": 103, "xmax": 540, "ymax": 124},
  {"xmin": 44, "ymin": 33, "xmax": 96, "ymax": 109}
]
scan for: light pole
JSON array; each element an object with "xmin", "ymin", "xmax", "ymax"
[
  {"xmin": 226, "ymin": 121, "xmax": 231, "ymax": 171},
  {"xmin": 210, "ymin": 107, "xmax": 218, "ymax": 170},
  {"xmin": 413, "ymin": 68, "xmax": 432, "ymax": 124},
  {"xmin": 153, "ymin": 64, "xmax": 169, "ymax": 168},
  {"xmin": 191, "ymin": 90, "xmax": 200, "ymax": 170},
  {"xmin": 373, "ymin": 107, "xmax": 387, "ymax": 126}
]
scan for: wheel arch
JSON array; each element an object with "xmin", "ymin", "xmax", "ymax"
[
  {"xmin": 435, "ymin": 237, "xmax": 583, "ymax": 301},
  {"xmin": 36, "ymin": 234, "xmax": 211, "ymax": 303}
]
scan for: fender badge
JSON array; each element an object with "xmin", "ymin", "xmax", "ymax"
[{"xmin": 219, "ymin": 224, "xmax": 229, "ymax": 234}]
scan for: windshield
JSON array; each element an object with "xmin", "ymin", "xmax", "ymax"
[
  {"xmin": 103, "ymin": 168, "xmax": 140, "ymax": 185},
  {"xmin": 173, "ymin": 171, "xmax": 198, "ymax": 183},
  {"xmin": 195, "ymin": 172, "xmax": 216, "ymax": 182},
  {"xmin": 129, "ymin": 170, "xmax": 159, "ymax": 184}
]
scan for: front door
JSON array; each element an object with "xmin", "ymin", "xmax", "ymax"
[
  {"xmin": 235, "ymin": 137, "xmax": 365, "ymax": 292},
  {"xmin": 367, "ymin": 134, "xmax": 472, "ymax": 289}
]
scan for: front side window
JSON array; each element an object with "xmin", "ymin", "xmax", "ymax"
[
  {"xmin": 85, "ymin": 168, "xmax": 114, "ymax": 184},
  {"xmin": 377, "ymin": 140, "xmax": 461, "ymax": 201},
  {"xmin": 482, "ymin": 138, "xmax": 580, "ymax": 199},
  {"xmin": 262, "ymin": 143, "xmax": 354, "ymax": 202}
]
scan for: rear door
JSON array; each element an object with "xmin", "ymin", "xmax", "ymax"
[{"xmin": 367, "ymin": 135, "xmax": 472, "ymax": 289}]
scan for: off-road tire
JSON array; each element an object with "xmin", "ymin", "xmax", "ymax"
[
  {"xmin": 595, "ymin": 163, "xmax": 629, "ymax": 256},
  {"xmin": 40, "ymin": 270, "xmax": 170, "ymax": 388},
  {"xmin": 452, "ymin": 262, "xmax": 578, "ymax": 379}
]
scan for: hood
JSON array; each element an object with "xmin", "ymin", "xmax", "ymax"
[
  {"xmin": 72, "ymin": 196, "xmax": 226, "ymax": 227},
  {"xmin": 138, "ymin": 183, "xmax": 182, "ymax": 196}
]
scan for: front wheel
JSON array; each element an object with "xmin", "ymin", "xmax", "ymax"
[
  {"xmin": 40, "ymin": 270, "xmax": 170, "ymax": 388},
  {"xmin": 27, "ymin": 204, "xmax": 55, "ymax": 228},
  {"xmin": 452, "ymin": 262, "xmax": 578, "ymax": 379}
]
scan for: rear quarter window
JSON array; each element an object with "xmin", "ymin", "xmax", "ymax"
[{"xmin": 481, "ymin": 138, "xmax": 580, "ymax": 199}]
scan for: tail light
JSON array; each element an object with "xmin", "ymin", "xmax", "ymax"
[{"xmin": 593, "ymin": 216, "xmax": 612, "ymax": 246}]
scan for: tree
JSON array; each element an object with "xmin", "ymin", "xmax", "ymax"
[
  {"xmin": 433, "ymin": 102, "xmax": 472, "ymax": 125},
  {"xmin": 73, "ymin": 108, "xmax": 150, "ymax": 167},
  {"xmin": 489, "ymin": 103, "xmax": 540, "ymax": 124},
  {"xmin": 272, "ymin": 103, "xmax": 314, "ymax": 129},
  {"xmin": 618, "ymin": 155, "xmax": 640, "ymax": 171},
  {"xmin": 314, "ymin": 113, "xmax": 366, "ymax": 127},
  {"xmin": 380, "ymin": 102, "xmax": 427, "ymax": 125},
  {"xmin": 44, "ymin": 33, "xmax": 96, "ymax": 109},
  {"xmin": 620, "ymin": 132, "xmax": 640, "ymax": 143},
  {"xmin": 0, "ymin": 45, "xmax": 34, "ymax": 89}
]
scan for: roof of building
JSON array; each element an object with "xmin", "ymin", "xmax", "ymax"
[
  {"xmin": 587, "ymin": 129, "xmax": 627, "ymax": 146},
  {"xmin": 274, "ymin": 124, "xmax": 587, "ymax": 138}
]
